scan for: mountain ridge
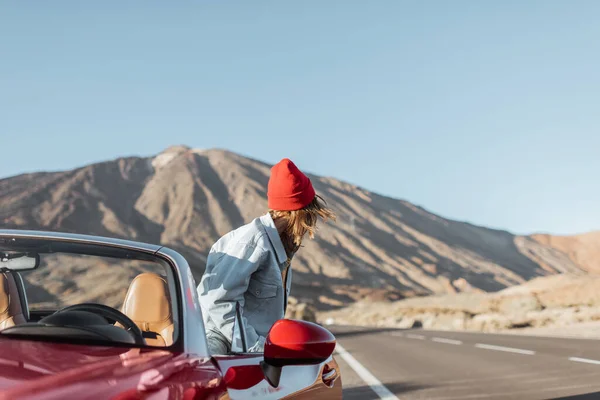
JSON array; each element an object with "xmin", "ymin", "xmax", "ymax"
[{"xmin": 0, "ymin": 146, "xmax": 596, "ymax": 309}]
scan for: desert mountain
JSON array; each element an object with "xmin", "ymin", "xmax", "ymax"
[
  {"xmin": 0, "ymin": 146, "xmax": 593, "ymax": 309},
  {"xmin": 531, "ymin": 232, "xmax": 600, "ymax": 274}
]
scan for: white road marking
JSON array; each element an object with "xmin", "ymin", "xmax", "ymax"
[
  {"xmin": 335, "ymin": 343, "xmax": 400, "ymax": 400},
  {"xmin": 406, "ymin": 333, "xmax": 426, "ymax": 340},
  {"xmin": 569, "ymin": 356, "xmax": 600, "ymax": 365},
  {"xmin": 432, "ymin": 337, "xmax": 463, "ymax": 345},
  {"xmin": 474, "ymin": 343, "xmax": 535, "ymax": 355},
  {"xmin": 390, "ymin": 332, "xmax": 404, "ymax": 337}
]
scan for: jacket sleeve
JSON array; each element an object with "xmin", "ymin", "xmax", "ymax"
[{"xmin": 198, "ymin": 242, "xmax": 266, "ymax": 352}]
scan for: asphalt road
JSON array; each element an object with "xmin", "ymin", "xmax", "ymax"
[{"xmin": 330, "ymin": 326, "xmax": 600, "ymax": 400}]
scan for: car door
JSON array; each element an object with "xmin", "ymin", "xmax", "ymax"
[
  {"xmin": 213, "ymin": 354, "xmax": 341, "ymax": 399},
  {"xmin": 212, "ymin": 303, "xmax": 342, "ymax": 399}
]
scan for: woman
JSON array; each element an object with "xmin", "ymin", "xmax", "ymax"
[{"xmin": 197, "ymin": 158, "xmax": 335, "ymax": 354}]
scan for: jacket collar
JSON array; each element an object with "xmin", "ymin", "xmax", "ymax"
[{"xmin": 259, "ymin": 213, "xmax": 288, "ymax": 265}]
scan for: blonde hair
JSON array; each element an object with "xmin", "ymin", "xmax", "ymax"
[{"xmin": 269, "ymin": 194, "xmax": 336, "ymax": 258}]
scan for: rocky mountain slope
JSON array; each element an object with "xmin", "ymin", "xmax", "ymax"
[
  {"xmin": 0, "ymin": 146, "xmax": 594, "ymax": 310},
  {"xmin": 531, "ymin": 232, "xmax": 600, "ymax": 274}
]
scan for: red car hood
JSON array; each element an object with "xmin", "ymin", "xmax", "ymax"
[{"xmin": 0, "ymin": 337, "xmax": 222, "ymax": 400}]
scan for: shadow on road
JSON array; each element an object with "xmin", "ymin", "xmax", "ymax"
[
  {"xmin": 555, "ymin": 392, "xmax": 600, "ymax": 399},
  {"xmin": 343, "ymin": 382, "xmax": 429, "ymax": 400}
]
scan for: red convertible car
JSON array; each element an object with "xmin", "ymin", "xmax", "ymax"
[{"xmin": 0, "ymin": 230, "xmax": 342, "ymax": 399}]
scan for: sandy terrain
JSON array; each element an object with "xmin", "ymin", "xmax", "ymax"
[{"xmin": 319, "ymin": 274, "xmax": 600, "ymax": 337}]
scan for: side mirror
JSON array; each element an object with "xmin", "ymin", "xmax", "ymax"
[{"xmin": 261, "ymin": 319, "xmax": 336, "ymax": 387}]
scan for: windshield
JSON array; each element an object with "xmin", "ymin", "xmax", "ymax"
[
  {"xmin": 22, "ymin": 252, "xmax": 166, "ymax": 311},
  {"xmin": 0, "ymin": 238, "xmax": 178, "ymax": 348}
]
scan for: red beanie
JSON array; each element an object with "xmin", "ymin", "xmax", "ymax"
[{"xmin": 268, "ymin": 158, "xmax": 316, "ymax": 211}]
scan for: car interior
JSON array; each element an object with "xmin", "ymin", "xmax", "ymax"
[
  {"xmin": 0, "ymin": 271, "xmax": 28, "ymax": 331},
  {"xmin": 0, "ymin": 269, "xmax": 174, "ymax": 348},
  {"xmin": 118, "ymin": 272, "xmax": 174, "ymax": 347}
]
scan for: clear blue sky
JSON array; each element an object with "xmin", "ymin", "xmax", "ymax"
[{"xmin": 1, "ymin": 1, "xmax": 599, "ymax": 235}]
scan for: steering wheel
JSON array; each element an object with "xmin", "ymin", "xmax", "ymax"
[{"xmin": 54, "ymin": 303, "xmax": 146, "ymax": 346}]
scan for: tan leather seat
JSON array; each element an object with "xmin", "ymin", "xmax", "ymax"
[
  {"xmin": 0, "ymin": 272, "xmax": 27, "ymax": 330},
  {"xmin": 121, "ymin": 273, "xmax": 174, "ymax": 347}
]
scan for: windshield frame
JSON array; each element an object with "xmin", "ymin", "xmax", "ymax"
[{"xmin": 0, "ymin": 231, "xmax": 183, "ymax": 351}]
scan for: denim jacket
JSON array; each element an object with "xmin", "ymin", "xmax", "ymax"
[{"xmin": 197, "ymin": 213, "xmax": 291, "ymax": 352}]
